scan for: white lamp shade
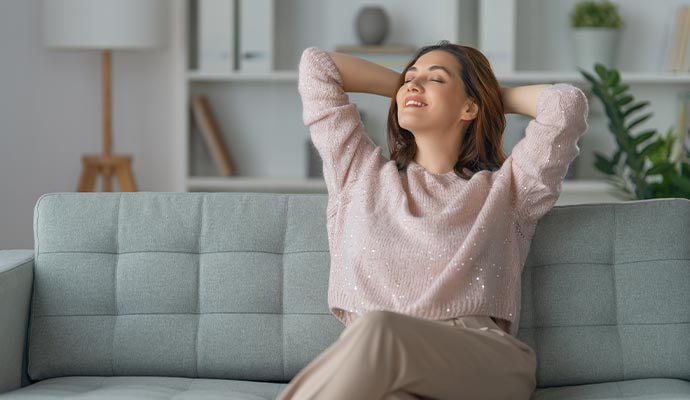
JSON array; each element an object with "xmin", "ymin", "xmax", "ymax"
[{"xmin": 42, "ymin": 0, "xmax": 166, "ymax": 50}]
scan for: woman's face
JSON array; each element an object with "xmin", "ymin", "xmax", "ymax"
[{"xmin": 396, "ymin": 50, "xmax": 476, "ymax": 136}]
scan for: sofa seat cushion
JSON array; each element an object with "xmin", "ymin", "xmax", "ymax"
[
  {"xmin": 0, "ymin": 376, "xmax": 287, "ymax": 399},
  {"xmin": 533, "ymin": 378, "xmax": 690, "ymax": 399}
]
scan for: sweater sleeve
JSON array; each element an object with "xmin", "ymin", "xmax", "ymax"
[
  {"xmin": 298, "ymin": 47, "xmax": 384, "ymax": 197},
  {"xmin": 509, "ymin": 84, "xmax": 589, "ymax": 222}
]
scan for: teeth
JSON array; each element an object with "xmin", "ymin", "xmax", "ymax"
[{"xmin": 406, "ymin": 100, "xmax": 426, "ymax": 107}]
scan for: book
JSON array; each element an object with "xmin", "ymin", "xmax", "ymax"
[
  {"xmin": 335, "ymin": 45, "xmax": 416, "ymax": 72},
  {"xmin": 198, "ymin": 0, "xmax": 236, "ymax": 73},
  {"xmin": 191, "ymin": 96, "xmax": 235, "ymax": 176}
]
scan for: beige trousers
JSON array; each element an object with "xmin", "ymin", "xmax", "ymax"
[{"xmin": 277, "ymin": 311, "xmax": 537, "ymax": 400}]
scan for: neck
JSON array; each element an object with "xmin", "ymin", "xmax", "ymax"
[{"xmin": 412, "ymin": 128, "xmax": 463, "ymax": 174}]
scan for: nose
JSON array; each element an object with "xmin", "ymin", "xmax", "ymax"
[{"xmin": 406, "ymin": 77, "xmax": 422, "ymax": 92}]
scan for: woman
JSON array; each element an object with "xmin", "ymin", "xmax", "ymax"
[{"xmin": 278, "ymin": 41, "xmax": 588, "ymax": 400}]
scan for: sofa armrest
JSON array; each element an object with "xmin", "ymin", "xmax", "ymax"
[{"xmin": 0, "ymin": 250, "xmax": 34, "ymax": 394}]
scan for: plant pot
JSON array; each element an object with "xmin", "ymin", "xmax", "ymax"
[{"xmin": 572, "ymin": 28, "xmax": 621, "ymax": 71}]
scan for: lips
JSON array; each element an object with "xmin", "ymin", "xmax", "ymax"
[{"xmin": 404, "ymin": 96, "xmax": 427, "ymax": 108}]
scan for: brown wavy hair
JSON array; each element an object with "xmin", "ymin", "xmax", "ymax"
[{"xmin": 387, "ymin": 41, "xmax": 506, "ymax": 179}]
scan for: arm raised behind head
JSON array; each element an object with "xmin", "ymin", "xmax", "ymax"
[
  {"xmin": 501, "ymin": 84, "xmax": 552, "ymax": 118},
  {"xmin": 326, "ymin": 52, "xmax": 400, "ymax": 97}
]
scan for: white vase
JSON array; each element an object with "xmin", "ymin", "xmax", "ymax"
[{"xmin": 572, "ymin": 28, "xmax": 621, "ymax": 71}]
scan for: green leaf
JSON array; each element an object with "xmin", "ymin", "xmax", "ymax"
[
  {"xmin": 592, "ymin": 85, "xmax": 606, "ymax": 100},
  {"xmin": 626, "ymin": 113, "xmax": 652, "ymax": 131},
  {"xmin": 608, "ymin": 70, "xmax": 620, "ymax": 86},
  {"xmin": 623, "ymin": 101, "xmax": 649, "ymax": 118},
  {"xmin": 581, "ymin": 69, "xmax": 599, "ymax": 86},
  {"xmin": 612, "ymin": 84, "xmax": 629, "ymax": 96},
  {"xmin": 639, "ymin": 140, "xmax": 665, "ymax": 159},
  {"xmin": 682, "ymin": 162, "xmax": 690, "ymax": 177},
  {"xmin": 595, "ymin": 64, "xmax": 609, "ymax": 81},
  {"xmin": 611, "ymin": 149, "xmax": 623, "ymax": 165},
  {"xmin": 594, "ymin": 153, "xmax": 615, "ymax": 175},
  {"xmin": 617, "ymin": 96, "xmax": 634, "ymax": 107},
  {"xmin": 645, "ymin": 161, "xmax": 675, "ymax": 176},
  {"xmin": 632, "ymin": 130, "xmax": 656, "ymax": 146},
  {"xmin": 670, "ymin": 174, "xmax": 690, "ymax": 198}
]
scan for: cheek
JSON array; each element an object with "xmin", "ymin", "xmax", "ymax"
[{"xmin": 395, "ymin": 89, "xmax": 405, "ymax": 108}]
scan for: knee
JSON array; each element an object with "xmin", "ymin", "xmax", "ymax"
[{"xmin": 339, "ymin": 310, "xmax": 402, "ymax": 350}]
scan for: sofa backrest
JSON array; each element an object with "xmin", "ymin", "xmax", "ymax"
[
  {"xmin": 518, "ymin": 197, "xmax": 690, "ymax": 387},
  {"xmin": 28, "ymin": 193, "xmax": 690, "ymax": 387},
  {"xmin": 29, "ymin": 192, "xmax": 339, "ymax": 383}
]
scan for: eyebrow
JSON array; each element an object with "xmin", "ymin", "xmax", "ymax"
[{"xmin": 407, "ymin": 65, "xmax": 452, "ymax": 75}]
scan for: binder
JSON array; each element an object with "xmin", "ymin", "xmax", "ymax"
[
  {"xmin": 478, "ymin": 0, "xmax": 515, "ymax": 73},
  {"xmin": 198, "ymin": 0, "xmax": 235, "ymax": 72},
  {"xmin": 237, "ymin": 0, "xmax": 274, "ymax": 71}
]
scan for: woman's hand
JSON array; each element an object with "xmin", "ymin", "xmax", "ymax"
[
  {"xmin": 501, "ymin": 84, "xmax": 551, "ymax": 118},
  {"xmin": 327, "ymin": 52, "xmax": 400, "ymax": 97}
]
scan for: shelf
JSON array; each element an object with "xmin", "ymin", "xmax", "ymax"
[
  {"xmin": 498, "ymin": 71, "xmax": 690, "ymax": 84},
  {"xmin": 182, "ymin": 0, "xmax": 683, "ymax": 204},
  {"xmin": 187, "ymin": 69, "xmax": 690, "ymax": 85},
  {"xmin": 187, "ymin": 70, "xmax": 298, "ymax": 82}
]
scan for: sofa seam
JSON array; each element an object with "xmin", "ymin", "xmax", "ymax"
[
  {"xmin": 281, "ymin": 195, "xmax": 289, "ymax": 382},
  {"xmin": 612, "ymin": 203, "xmax": 625, "ymax": 381},
  {"xmin": 112, "ymin": 194, "xmax": 122, "ymax": 376},
  {"xmin": 195, "ymin": 195, "xmax": 204, "ymax": 378},
  {"xmin": 32, "ymin": 311, "xmax": 334, "ymax": 317},
  {"xmin": 34, "ymin": 249, "xmax": 329, "ymax": 256},
  {"xmin": 526, "ymin": 258, "xmax": 690, "ymax": 268},
  {"xmin": 516, "ymin": 321, "xmax": 689, "ymax": 328}
]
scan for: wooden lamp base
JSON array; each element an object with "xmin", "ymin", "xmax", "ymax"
[
  {"xmin": 77, "ymin": 154, "xmax": 137, "ymax": 192},
  {"xmin": 76, "ymin": 51, "xmax": 139, "ymax": 193}
]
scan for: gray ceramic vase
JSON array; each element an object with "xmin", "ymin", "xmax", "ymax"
[{"xmin": 356, "ymin": 6, "xmax": 389, "ymax": 45}]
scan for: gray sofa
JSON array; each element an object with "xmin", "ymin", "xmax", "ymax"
[{"xmin": 1, "ymin": 192, "xmax": 689, "ymax": 400}]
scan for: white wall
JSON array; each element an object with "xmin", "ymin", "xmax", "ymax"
[{"xmin": 0, "ymin": 0, "xmax": 185, "ymax": 249}]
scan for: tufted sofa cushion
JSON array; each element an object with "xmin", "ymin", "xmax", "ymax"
[
  {"xmin": 518, "ymin": 198, "xmax": 690, "ymax": 387},
  {"xmin": 29, "ymin": 193, "xmax": 341, "ymax": 382},
  {"xmin": 26, "ymin": 193, "xmax": 690, "ymax": 393}
]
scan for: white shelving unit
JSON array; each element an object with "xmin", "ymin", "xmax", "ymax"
[
  {"xmin": 180, "ymin": 0, "xmax": 690, "ymax": 205},
  {"xmin": 187, "ymin": 70, "xmax": 690, "ymax": 85}
]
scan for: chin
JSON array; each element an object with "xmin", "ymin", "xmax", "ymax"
[
  {"xmin": 398, "ymin": 115, "xmax": 419, "ymax": 132},
  {"xmin": 398, "ymin": 119, "xmax": 428, "ymax": 134}
]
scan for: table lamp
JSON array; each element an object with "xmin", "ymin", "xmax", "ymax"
[{"xmin": 42, "ymin": 0, "xmax": 166, "ymax": 192}]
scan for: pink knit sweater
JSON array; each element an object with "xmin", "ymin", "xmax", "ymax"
[{"xmin": 298, "ymin": 47, "xmax": 588, "ymax": 337}]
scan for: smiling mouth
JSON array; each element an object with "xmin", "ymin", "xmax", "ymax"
[{"xmin": 405, "ymin": 100, "xmax": 427, "ymax": 107}]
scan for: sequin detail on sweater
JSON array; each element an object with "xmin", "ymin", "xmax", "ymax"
[{"xmin": 298, "ymin": 47, "xmax": 588, "ymax": 337}]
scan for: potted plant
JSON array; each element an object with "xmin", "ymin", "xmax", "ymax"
[
  {"xmin": 570, "ymin": 0, "xmax": 624, "ymax": 70},
  {"xmin": 581, "ymin": 64, "xmax": 690, "ymax": 200}
]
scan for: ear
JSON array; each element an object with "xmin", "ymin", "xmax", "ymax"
[{"xmin": 460, "ymin": 99, "xmax": 478, "ymax": 121}]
